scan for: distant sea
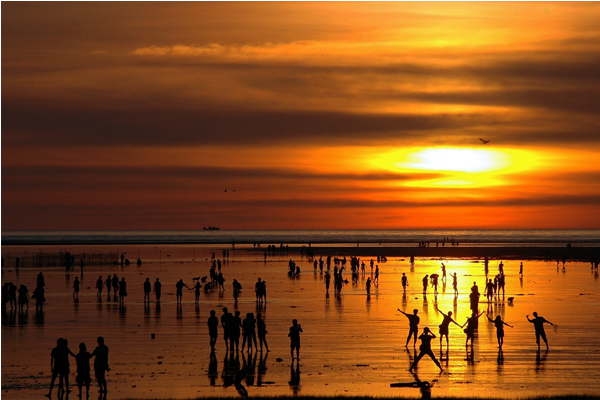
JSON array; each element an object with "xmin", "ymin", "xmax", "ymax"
[{"xmin": 2, "ymin": 229, "xmax": 600, "ymax": 245}]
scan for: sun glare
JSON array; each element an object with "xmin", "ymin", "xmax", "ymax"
[{"xmin": 401, "ymin": 148, "xmax": 510, "ymax": 173}]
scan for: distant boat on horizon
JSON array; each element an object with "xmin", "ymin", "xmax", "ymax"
[{"xmin": 203, "ymin": 226, "xmax": 220, "ymax": 231}]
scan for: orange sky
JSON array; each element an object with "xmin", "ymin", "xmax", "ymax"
[{"xmin": 2, "ymin": 2, "xmax": 600, "ymax": 230}]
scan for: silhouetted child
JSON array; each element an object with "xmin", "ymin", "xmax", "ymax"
[
  {"xmin": 408, "ymin": 327, "xmax": 443, "ymax": 372},
  {"xmin": 462, "ymin": 311, "xmax": 484, "ymax": 347},
  {"xmin": 398, "ymin": 308, "xmax": 420, "ymax": 348},
  {"xmin": 76, "ymin": 343, "xmax": 91, "ymax": 398},
  {"xmin": 288, "ymin": 319, "xmax": 303, "ymax": 360},
  {"xmin": 487, "ymin": 314, "xmax": 513, "ymax": 349},
  {"xmin": 191, "ymin": 281, "xmax": 202, "ymax": 303}
]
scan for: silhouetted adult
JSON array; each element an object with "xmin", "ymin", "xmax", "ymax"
[
  {"xmin": 257, "ymin": 313, "xmax": 269, "ymax": 352},
  {"xmin": 46, "ymin": 338, "xmax": 76, "ymax": 397},
  {"xmin": 73, "ymin": 277, "xmax": 80, "ymax": 299},
  {"xmin": 230, "ymin": 310, "xmax": 242, "ymax": 352},
  {"xmin": 96, "ymin": 276, "xmax": 104, "ymax": 297},
  {"xmin": 175, "ymin": 279, "xmax": 190, "ymax": 303},
  {"xmin": 288, "ymin": 319, "xmax": 303, "ymax": 360},
  {"xmin": 242, "ymin": 313, "xmax": 258, "ymax": 352},
  {"xmin": 75, "ymin": 342, "xmax": 92, "ymax": 398},
  {"xmin": 487, "ymin": 314, "xmax": 513, "ymax": 349},
  {"xmin": 91, "ymin": 336, "xmax": 109, "ymax": 394},
  {"xmin": 436, "ymin": 307, "xmax": 461, "ymax": 350},
  {"xmin": 422, "ymin": 275, "xmax": 429, "ymax": 294},
  {"xmin": 401, "ymin": 273, "xmax": 408, "ymax": 292},
  {"xmin": 118, "ymin": 277, "xmax": 127, "ymax": 303},
  {"xmin": 527, "ymin": 312, "xmax": 554, "ymax": 350},
  {"xmin": 143, "ymin": 278, "xmax": 151, "ymax": 303},
  {"xmin": 408, "ymin": 327, "xmax": 443, "ymax": 372},
  {"xmin": 208, "ymin": 310, "xmax": 219, "ymax": 352},
  {"xmin": 221, "ymin": 307, "xmax": 233, "ymax": 351},
  {"xmin": 18, "ymin": 284, "xmax": 29, "ymax": 310},
  {"xmin": 154, "ymin": 278, "xmax": 162, "ymax": 302},
  {"xmin": 452, "ymin": 273, "xmax": 458, "ymax": 295},
  {"xmin": 398, "ymin": 308, "xmax": 420, "ymax": 348},
  {"xmin": 105, "ymin": 276, "xmax": 112, "ymax": 296}
]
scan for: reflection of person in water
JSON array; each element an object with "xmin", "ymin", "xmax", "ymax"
[
  {"xmin": 487, "ymin": 314, "xmax": 513, "ymax": 349},
  {"xmin": 408, "ymin": 327, "xmax": 443, "ymax": 372},
  {"xmin": 398, "ymin": 308, "xmax": 420, "ymax": 348},
  {"xmin": 527, "ymin": 312, "xmax": 554, "ymax": 350}
]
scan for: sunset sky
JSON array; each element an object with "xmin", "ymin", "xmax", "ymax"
[{"xmin": 2, "ymin": 2, "xmax": 600, "ymax": 230}]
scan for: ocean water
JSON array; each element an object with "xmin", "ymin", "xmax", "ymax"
[
  {"xmin": 1, "ymin": 242, "xmax": 600, "ymax": 399},
  {"xmin": 2, "ymin": 229, "xmax": 600, "ymax": 245}
]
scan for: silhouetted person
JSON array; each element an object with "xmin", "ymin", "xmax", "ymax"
[
  {"xmin": 91, "ymin": 336, "xmax": 109, "ymax": 393},
  {"xmin": 208, "ymin": 310, "xmax": 219, "ymax": 352},
  {"xmin": 436, "ymin": 307, "xmax": 460, "ymax": 351},
  {"xmin": 111, "ymin": 274, "xmax": 119, "ymax": 298},
  {"xmin": 104, "ymin": 276, "xmax": 112, "ymax": 297},
  {"xmin": 288, "ymin": 319, "xmax": 303, "ymax": 360},
  {"xmin": 143, "ymin": 278, "xmax": 151, "ymax": 303},
  {"xmin": 257, "ymin": 313, "xmax": 269, "ymax": 352},
  {"xmin": 324, "ymin": 271, "xmax": 331, "ymax": 293},
  {"xmin": 46, "ymin": 338, "xmax": 76, "ymax": 397},
  {"xmin": 221, "ymin": 307, "xmax": 233, "ymax": 351},
  {"xmin": 231, "ymin": 310, "xmax": 242, "ymax": 352},
  {"xmin": 232, "ymin": 279, "xmax": 242, "ymax": 301},
  {"xmin": 366, "ymin": 277, "xmax": 372, "ymax": 296},
  {"xmin": 519, "ymin": 262, "xmax": 524, "ymax": 277},
  {"xmin": 462, "ymin": 311, "xmax": 484, "ymax": 347},
  {"xmin": 485, "ymin": 279, "xmax": 494, "ymax": 302},
  {"xmin": 408, "ymin": 327, "xmax": 443, "ymax": 372},
  {"xmin": 469, "ymin": 282, "xmax": 480, "ymax": 312},
  {"xmin": 487, "ymin": 314, "xmax": 513, "ymax": 349},
  {"xmin": 452, "ymin": 273, "xmax": 458, "ymax": 295},
  {"xmin": 191, "ymin": 281, "xmax": 202, "ymax": 303},
  {"xmin": 401, "ymin": 273, "xmax": 408, "ymax": 292},
  {"xmin": 175, "ymin": 279, "xmax": 190, "ymax": 303},
  {"xmin": 242, "ymin": 313, "xmax": 258, "ymax": 353},
  {"xmin": 72, "ymin": 277, "xmax": 80, "ymax": 299},
  {"xmin": 154, "ymin": 278, "xmax": 162, "ymax": 302},
  {"xmin": 118, "ymin": 277, "xmax": 127, "ymax": 303},
  {"xmin": 17, "ymin": 284, "xmax": 29, "ymax": 310},
  {"xmin": 422, "ymin": 275, "xmax": 429, "ymax": 294},
  {"xmin": 96, "ymin": 276, "xmax": 103, "ymax": 297},
  {"xmin": 75, "ymin": 342, "xmax": 91, "ymax": 398},
  {"xmin": 33, "ymin": 285, "xmax": 45, "ymax": 311},
  {"xmin": 398, "ymin": 308, "xmax": 420, "ymax": 348},
  {"xmin": 37, "ymin": 272, "xmax": 46, "ymax": 288},
  {"xmin": 527, "ymin": 312, "xmax": 554, "ymax": 350}
]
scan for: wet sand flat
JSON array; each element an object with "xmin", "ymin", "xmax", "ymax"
[{"xmin": 2, "ymin": 244, "xmax": 600, "ymax": 399}]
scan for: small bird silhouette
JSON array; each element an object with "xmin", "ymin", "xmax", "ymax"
[{"xmin": 479, "ymin": 138, "xmax": 490, "ymax": 144}]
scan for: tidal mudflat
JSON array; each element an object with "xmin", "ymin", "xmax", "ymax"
[{"xmin": 2, "ymin": 244, "xmax": 600, "ymax": 399}]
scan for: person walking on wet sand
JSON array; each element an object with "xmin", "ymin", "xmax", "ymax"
[
  {"xmin": 257, "ymin": 313, "xmax": 270, "ymax": 352},
  {"xmin": 436, "ymin": 307, "xmax": 461, "ymax": 351},
  {"xmin": 91, "ymin": 336, "xmax": 109, "ymax": 394},
  {"xmin": 452, "ymin": 272, "xmax": 458, "ymax": 295},
  {"xmin": 73, "ymin": 276, "xmax": 80, "ymax": 299},
  {"xmin": 422, "ymin": 275, "xmax": 429, "ymax": 294},
  {"xmin": 105, "ymin": 276, "xmax": 112, "ymax": 297},
  {"xmin": 408, "ymin": 327, "xmax": 443, "ymax": 372},
  {"xmin": 401, "ymin": 273, "xmax": 408, "ymax": 292},
  {"xmin": 398, "ymin": 308, "xmax": 420, "ymax": 348},
  {"xmin": 175, "ymin": 279, "xmax": 190, "ymax": 303},
  {"xmin": 96, "ymin": 276, "xmax": 104, "ymax": 297},
  {"xmin": 118, "ymin": 277, "xmax": 127, "ymax": 303},
  {"xmin": 487, "ymin": 314, "xmax": 513, "ymax": 349},
  {"xmin": 527, "ymin": 312, "xmax": 554, "ymax": 350},
  {"xmin": 289, "ymin": 319, "xmax": 303, "ymax": 360},
  {"xmin": 208, "ymin": 310, "xmax": 219, "ymax": 352}
]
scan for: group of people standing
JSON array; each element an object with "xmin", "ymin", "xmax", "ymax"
[{"xmin": 46, "ymin": 336, "xmax": 109, "ymax": 399}]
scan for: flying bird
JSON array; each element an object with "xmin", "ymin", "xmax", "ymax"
[{"xmin": 479, "ymin": 138, "xmax": 490, "ymax": 144}]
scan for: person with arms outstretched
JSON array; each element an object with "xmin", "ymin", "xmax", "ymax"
[
  {"xmin": 436, "ymin": 307, "xmax": 461, "ymax": 351},
  {"xmin": 487, "ymin": 314, "xmax": 513, "ymax": 349},
  {"xmin": 398, "ymin": 308, "xmax": 420, "ymax": 348},
  {"xmin": 462, "ymin": 311, "xmax": 484, "ymax": 347},
  {"xmin": 408, "ymin": 327, "xmax": 443, "ymax": 372},
  {"xmin": 527, "ymin": 312, "xmax": 554, "ymax": 350}
]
